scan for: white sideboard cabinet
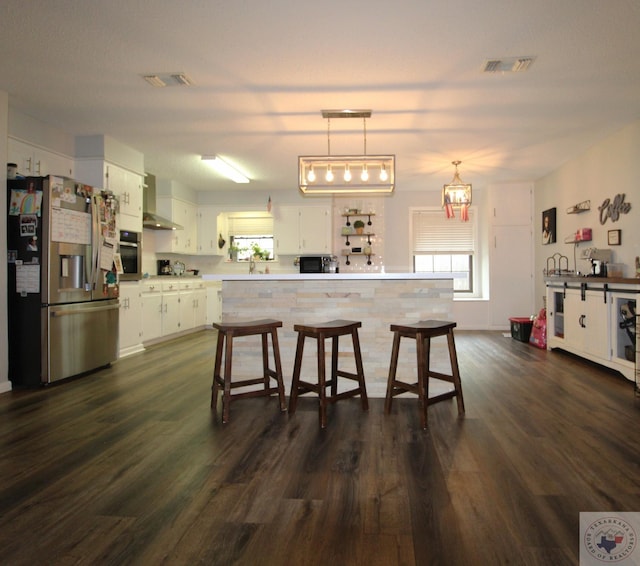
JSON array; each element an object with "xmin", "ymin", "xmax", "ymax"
[{"xmin": 546, "ymin": 279, "xmax": 638, "ymax": 381}]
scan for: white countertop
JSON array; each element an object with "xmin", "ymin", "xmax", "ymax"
[{"xmin": 202, "ymin": 273, "xmax": 453, "ymax": 281}]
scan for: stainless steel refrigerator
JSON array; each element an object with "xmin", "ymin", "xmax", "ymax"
[{"xmin": 7, "ymin": 175, "xmax": 120, "ymax": 387}]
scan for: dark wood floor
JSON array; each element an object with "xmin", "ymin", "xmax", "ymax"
[{"xmin": 0, "ymin": 329, "xmax": 638, "ymax": 565}]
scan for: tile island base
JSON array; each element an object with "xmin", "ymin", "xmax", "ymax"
[{"xmin": 203, "ymin": 274, "xmax": 455, "ymax": 397}]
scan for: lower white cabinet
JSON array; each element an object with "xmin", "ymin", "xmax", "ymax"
[
  {"xmin": 118, "ymin": 281, "xmax": 143, "ymax": 357},
  {"xmin": 141, "ymin": 279, "xmax": 208, "ymax": 343},
  {"xmin": 141, "ymin": 281, "xmax": 164, "ymax": 342},
  {"xmin": 178, "ymin": 280, "xmax": 208, "ymax": 331},
  {"xmin": 206, "ymin": 282, "xmax": 222, "ymax": 325},
  {"xmin": 546, "ymin": 281, "xmax": 638, "ymax": 380}
]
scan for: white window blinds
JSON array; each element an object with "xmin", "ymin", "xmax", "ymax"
[
  {"xmin": 412, "ymin": 209, "xmax": 475, "ymax": 254},
  {"xmin": 227, "ymin": 213, "xmax": 273, "ymax": 236}
]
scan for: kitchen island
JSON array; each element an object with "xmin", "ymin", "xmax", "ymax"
[{"xmin": 203, "ymin": 273, "xmax": 454, "ymax": 396}]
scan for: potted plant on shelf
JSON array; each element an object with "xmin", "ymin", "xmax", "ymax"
[{"xmin": 353, "ymin": 219, "xmax": 365, "ymax": 234}]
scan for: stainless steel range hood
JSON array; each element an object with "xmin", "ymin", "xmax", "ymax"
[{"xmin": 143, "ymin": 173, "xmax": 183, "ymax": 230}]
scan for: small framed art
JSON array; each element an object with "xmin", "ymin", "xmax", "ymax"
[{"xmin": 607, "ymin": 229, "xmax": 621, "ymax": 246}]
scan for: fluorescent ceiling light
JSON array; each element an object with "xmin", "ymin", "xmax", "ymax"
[{"xmin": 201, "ymin": 155, "xmax": 250, "ymax": 183}]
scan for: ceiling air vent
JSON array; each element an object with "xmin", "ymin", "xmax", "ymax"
[
  {"xmin": 482, "ymin": 56, "xmax": 536, "ymax": 73},
  {"xmin": 141, "ymin": 73, "xmax": 194, "ymax": 87}
]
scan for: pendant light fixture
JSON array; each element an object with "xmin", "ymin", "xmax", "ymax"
[
  {"xmin": 443, "ymin": 160, "xmax": 472, "ymax": 221},
  {"xmin": 298, "ymin": 110, "xmax": 395, "ymax": 194}
]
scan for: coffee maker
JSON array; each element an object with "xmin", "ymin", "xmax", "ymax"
[{"xmin": 157, "ymin": 259, "xmax": 173, "ymax": 275}]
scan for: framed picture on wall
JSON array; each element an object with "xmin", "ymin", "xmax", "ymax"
[
  {"xmin": 542, "ymin": 208, "xmax": 556, "ymax": 245},
  {"xmin": 607, "ymin": 229, "xmax": 621, "ymax": 245}
]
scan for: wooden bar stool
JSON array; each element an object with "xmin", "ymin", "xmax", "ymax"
[
  {"xmin": 288, "ymin": 319, "xmax": 369, "ymax": 428},
  {"xmin": 384, "ymin": 320, "xmax": 465, "ymax": 429},
  {"xmin": 211, "ymin": 318, "xmax": 286, "ymax": 423}
]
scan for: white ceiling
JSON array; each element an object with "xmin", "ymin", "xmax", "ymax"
[{"xmin": 1, "ymin": 0, "xmax": 639, "ymax": 194}]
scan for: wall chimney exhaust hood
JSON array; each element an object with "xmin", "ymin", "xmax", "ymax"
[{"xmin": 142, "ymin": 173, "xmax": 183, "ymax": 230}]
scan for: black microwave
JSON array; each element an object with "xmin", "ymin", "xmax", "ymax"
[{"xmin": 299, "ymin": 255, "xmax": 333, "ymax": 273}]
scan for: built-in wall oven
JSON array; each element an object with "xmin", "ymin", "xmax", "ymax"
[{"xmin": 119, "ymin": 230, "xmax": 142, "ymax": 280}]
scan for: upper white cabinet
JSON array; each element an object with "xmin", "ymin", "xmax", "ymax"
[
  {"xmin": 104, "ymin": 164, "xmax": 143, "ymax": 232},
  {"xmin": 274, "ymin": 206, "xmax": 332, "ymax": 255},
  {"xmin": 8, "ymin": 138, "xmax": 74, "ymax": 178},
  {"xmin": 197, "ymin": 206, "xmax": 228, "ymax": 256},
  {"xmin": 487, "ymin": 183, "xmax": 533, "ymax": 226},
  {"xmin": 156, "ymin": 197, "xmax": 198, "ymax": 254},
  {"xmin": 487, "ymin": 184, "xmax": 534, "ymax": 327},
  {"xmin": 74, "ymin": 135, "xmax": 145, "ymax": 233}
]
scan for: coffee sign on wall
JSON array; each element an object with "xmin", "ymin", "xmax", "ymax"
[{"xmin": 599, "ymin": 193, "xmax": 631, "ymax": 224}]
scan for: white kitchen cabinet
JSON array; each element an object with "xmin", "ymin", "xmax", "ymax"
[
  {"xmin": 118, "ymin": 281, "xmax": 144, "ymax": 357},
  {"xmin": 104, "ymin": 164, "xmax": 143, "ymax": 232},
  {"xmin": 156, "ymin": 197, "xmax": 198, "ymax": 254},
  {"xmin": 206, "ymin": 282, "xmax": 222, "ymax": 325},
  {"xmin": 178, "ymin": 280, "xmax": 195, "ymax": 331},
  {"xmin": 563, "ymin": 288, "xmax": 610, "ymax": 360},
  {"xmin": 161, "ymin": 281, "xmax": 181, "ymax": 335},
  {"xmin": 74, "ymin": 160, "xmax": 143, "ymax": 232},
  {"xmin": 193, "ymin": 281, "xmax": 208, "ymax": 327},
  {"xmin": 487, "ymin": 183, "xmax": 534, "ymax": 328},
  {"xmin": 487, "ymin": 183, "xmax": 533, "ymax": 226},
  {"xmin": 274, "ymin": 206, "xmax": 332, "ymax": 255},
  {"xmin": 8, "ymin": 137, "xmax": 74, "ymax": 178},
  {"xmin": 141, "ymin": 282, "xmax": 163, "ymax": 342},
  {"xmin": 197, "ymin": 207, "xmax": 228, "ymax": 256}
]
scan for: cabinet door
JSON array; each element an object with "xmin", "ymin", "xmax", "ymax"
[
  {"xmin": 119, "ymin": 283, "xmax": 142, "ymax": 352},
  {"xmin": 8, "ymin": 138, "xmax": 74, "ymax": 178},
  {"xmin": 162, "ymin": 291, "xmax": 181, "ymax": 335},
  {"xmin": 142, "ymin": 293, "xmax": 163, "ymax": 342},
  {"xmin": 299, "ymin": 207, "xmax": 331, "ymax": 253},
  {"xmin": 105, "ymin": 164, "xmax": 143, "ymax": 232},
  {"xmin": 489, "ymin": 225, "xmax": 533, "ymax": 328},
  {"xmin": 198, "ymin": 208, "xmax": 228, "ymax": 256},
  {"xmin": 206, "ymin": 283, "xmax": 222, "ymax": 325},
  {"xmin": 156, "ymin": 198, "xmax": 197, "ymax": 253},
  {"xmin": 179, "ymin": 290, "xmax": 195, "ymax": 331},
  {"xmin": 564, "ymin": 290, "xmax": 609, "ymax": 360},
  {"xmin": 488, "ymin": 184, "xmax": 532, "ymax": 226},
  {"xmin": 274, "ymin": 206, "xmax": 301, "ymax": 255},
  {"xmin": 194, "ymin": 288, "xmax": 207, "ymax": 327}
]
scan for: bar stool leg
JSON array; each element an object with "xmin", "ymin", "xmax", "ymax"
[
  {"xmin": 221, "ymin": 332, "xmax": 234, "ymax": 424},
  {"xmin": 330, "ymin": 335, "xmax": 339, "ymax": 398},
  {"xmin": 416, "ymin": 333, "xmax": 428, "ymax": 430},
  {"xmin": 384, "ymin": 331, "xmax": 401, "ymax": 414},
  {"xmin": 270, "ymin": 328, "xmax": 287, "ymax": 412},
  {"xmin": 211, "ymin": 330, "xmax": 225, "ymax": 412},
  {"xmin": 288, "ymin": 332, "xmax": 306, "ymax": 415},
  {"xmin": 317, "ymin": 333, "xmax": 327, "ymax": 428},
  {"xmin": 351, "ymin": 326, "xmax": 369, "ymax": 411},
  {"xmin": 446, "ymin": 329, "xmax": 465, "ymax": 415}
]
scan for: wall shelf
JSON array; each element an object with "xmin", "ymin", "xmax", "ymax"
[{"xmin": 566, "ymin": 200, "xmax": 591, "ymax": 214}]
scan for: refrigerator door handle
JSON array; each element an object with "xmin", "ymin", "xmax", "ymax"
[
  {"xmin": 51, "ymin": 303, "xmax": 120, "ymax": 317},
  {"xmin": 90, "ymin": 196, "xmax": 100, "ymax": 291}
]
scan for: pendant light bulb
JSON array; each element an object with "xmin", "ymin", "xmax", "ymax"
[
  {"xmin": 325, "ymin": 165, "xmax": 334, "ymax": 182},
  {"xmin": 307, "ymin": 166, "xmax": 316, "ymax": 183},
  {"xmin": 361, "ymin": 164, "xmax": 369, "ymax": 182},
  {"xmin": 344, "ymin": 164, "xmax": 352, "ymax": 182},
  {"xmin": 379, "ymin": 164, "xmax": 388, "ymax": 182}
]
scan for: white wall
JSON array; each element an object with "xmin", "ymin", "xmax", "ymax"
[
  {"xmin": 0, "ymin": 92, "xmax": 10, "ymax": 393},
  {"xmin": 534, "ymin": 120, "xmax": 640, "ymax": 308}
]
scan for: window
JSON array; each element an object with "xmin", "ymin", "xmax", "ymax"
[
  {"xmin": 411, "ymin": 208, "xmax": 475, "ymax": 293},
  {"xmin": 227, "ymin": 213, "xmax": 274, "ymax": 261}
]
